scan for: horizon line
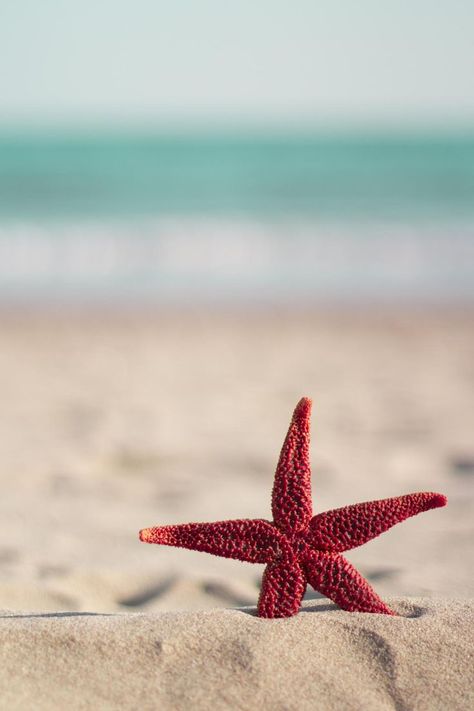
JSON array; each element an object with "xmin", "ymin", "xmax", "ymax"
[{"xmin": 1, "ymin": 120, "xmax": 474, "ymax": 140}]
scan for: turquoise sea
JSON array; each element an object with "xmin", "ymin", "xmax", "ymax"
[{"xmin": 0, "ymin": 131, "xmax": 473, "ymax": 303}]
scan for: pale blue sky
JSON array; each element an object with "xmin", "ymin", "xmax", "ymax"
[{"xmin": 1, "ymin": 0, "xmax": 473, "ymax": 128}]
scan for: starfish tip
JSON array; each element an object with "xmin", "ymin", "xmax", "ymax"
[
  {"xmin": 139, "ymin": 528, "xmax": 154, "ymax": 543},
  {"xmin": 432, "ymin": 493, "xmax": 448, "ymax": 508},
  {"xmin": 294, "ymin": 396, "xmax": 312, "ymax": 419}
]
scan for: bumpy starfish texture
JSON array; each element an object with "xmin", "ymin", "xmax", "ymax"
[{"xmin": 139, "ymin": 398, "xmax": 447, "ymax": 618}]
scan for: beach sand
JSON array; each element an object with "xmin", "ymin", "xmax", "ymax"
[
  {"xmin": 0, "ymin": 598, "xmax": 472, "ymax": 710},
  {"xmin": 0, "ymin": 307, "xmax": 472, "ymax": 708}
]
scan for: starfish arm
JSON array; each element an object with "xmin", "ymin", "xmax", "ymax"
[
  {"xmin": 304, "ymin": 551, "xmax": 396, "ymax": 615},
  {"xmin": 139, "ymin": 518, "xmax": 281, "ymax": 563},
  {"xmin": 257, "ymin": 559, "xmax": 307, "ymax": 618},
  {"xmin": 308, "ymin": 491, "xmax": 447, "ymax": 552},
  {"xmin": 272, "ymin": 397, "xmax": 313, "ymax": 535}
]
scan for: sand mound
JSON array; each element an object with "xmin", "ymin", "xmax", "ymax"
[{"xmin": 0, "ymin": 598, "xmax": 472, "ymax": 711}]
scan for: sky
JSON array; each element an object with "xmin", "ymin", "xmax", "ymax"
[{"xmin": 1, "ymin": 0, "xmax": 473, "ymax": 129}]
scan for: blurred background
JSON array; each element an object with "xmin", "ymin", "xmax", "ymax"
[{"xmin": 0, "ymin": 1, "xmax": 472, "ymax": 612}]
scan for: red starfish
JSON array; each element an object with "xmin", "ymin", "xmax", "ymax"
[{"xmin": 139, "ymin": 398, "xmax": 447, "ymax": 618}]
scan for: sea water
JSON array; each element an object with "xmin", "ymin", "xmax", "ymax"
[{"xmin": 0, "ymin": 131, "xmax": 473, "ymax": 304}]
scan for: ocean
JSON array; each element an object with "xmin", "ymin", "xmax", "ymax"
[{"xmin": 0, "ymin": 131, "xmax": 473, "ymax": 304}]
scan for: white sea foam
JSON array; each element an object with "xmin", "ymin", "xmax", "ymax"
[{"xmin": 0, "ymin": 217, "xmax": 473, "ymax": 304}]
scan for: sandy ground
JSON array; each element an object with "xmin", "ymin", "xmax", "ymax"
[
  {"xmin": 0, "ymin": 307, "xmax": 472, "ymax": 614},
  {"xmin": 0, "ymin": 598, "xmax": 472, "ymax": 711}
]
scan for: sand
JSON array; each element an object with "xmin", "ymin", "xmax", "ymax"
[
  {"xmin": 0, "ymin": 307, "xmax": 472, "ymax": 609},
  {"xmin": 0, "ymin": 598, "xmax": 472, "ymax": 710},
  {"xmin": 0, "ymin": 307, "xmax": 472, "ymax": 708}
]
